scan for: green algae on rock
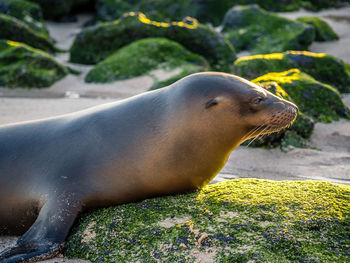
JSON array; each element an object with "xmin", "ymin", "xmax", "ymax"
[
  {"xmin": 297, "ymin": 16, "xmax": 338, "ymax": 42},
  {"xmin": 233, "ymin": 51, "xmax": 350, "ymax": 93},
  {"xmin": 253, "ymin": 69, "xmax": 350, "ymax": 122},
  {"xmin": 0, "ymin": 0, "xmax": 49, "ymax": 36},
  {"xmin": 70, "ymin": 12, "xmax": 235, "ymax": 71},
  {"xmin": 0, "ymin": 14, "xmax": 56, "ymax": 52},
  {"xmin": 85, "ymin": 38, "xmax": 209, "ymax": 84},
  {"xmin": 96, "ymin": 0, "xmax": 198, "ymax": 23},
  {"xmin": 65, "ymin": 178, "xmax": 350, "ymax": 262},
  {"xmin": 96, "ymin": 0, "xmax": 303, "ymax": 26},
  {"xmin": 0, "ymin": 40, "xmax": 69, "ymax": 88},
  {"xmin": 221, "ymin": 5, "xmax": 315, "ymax": 54}
]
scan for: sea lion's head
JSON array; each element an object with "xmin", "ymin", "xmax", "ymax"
[{"xmin": 170, "ymin": 72, "xmax": 298, "ymax": 147}]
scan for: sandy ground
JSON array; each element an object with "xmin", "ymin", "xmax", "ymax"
[{"xmin": 0, "ymin": 6, "xmax": 350, "ymax": 263}]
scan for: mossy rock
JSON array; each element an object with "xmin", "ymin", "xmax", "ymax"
[
  {"xmin": 96, "ymin": 0, "xmax": 198, "ymax": 23},
  {"xmin": 253, "ymin": 69, "xmax": 350, "ymax": 122},
  {"xmin": 242, "ymin": 81, "xmax": 314, "ymax": 149},
  {"xmin": 0, "ymin": 14, "xmax": 56, "ymax": 52},
  {"xmin": 96, "ymin": 0, "xmax": 302, "ymax": 26},
  {"xmin": 86, "ymin": 38, "xmax": 209, "ymax": 85},
  {"xmin": 0, "ymin": 40, "xmax": 69, "ymax": 88},
  {"xmin": 65, "ymin": 178, "xmax": 350, "ymax": 262},
  {"xmin": 221, "ymin": 5, "xmax": 315, "ymax": 54},
  {"xmin": 233, "ymin": 51, "xmax": 350, "ymax": 93},
  {"xmin": 29, "ymin": 0, "xmax": 93, "ymax": 20},
  {"xmin": 70, "ymin": 12, "xmax": 235, "ymax": 71},
  {"xmin": 0, "ymin": 0, "xmax": 49, "ymax": 36},
  {"xmin": 297, "ymin": 16, "xmax": 338, "ymax": 42}
]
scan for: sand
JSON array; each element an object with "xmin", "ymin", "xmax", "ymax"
[{"xmin": 0, "ymin": 6, "xmax": 350, "ymax": 263}]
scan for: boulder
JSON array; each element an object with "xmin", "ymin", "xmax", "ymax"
[
  {"xmin": 85, "ymin": 38, "xmax": 209, "ymax": 85},
  {"xmin": 297, "ymin": 16, "xmax": 338, "ymax": 42},
  {"xmin": 0, "ymin": 14, "xmax": 56, "ymax": 52},
  {"xmin": 252, "ymin": 69, "xmax": 350, "ymax": 122},
  {"xmin": 0, "ymin": 40, "xmax": 69, "ymax": 88},
  {"xmin": 65, "ymin": 179, "xmax": 350, "ymax": 262},
  {"xmin": 96, "ymin": 0, "xmax": 302, "ymax": 26},
  {"xmin": 70, "ymin": 12, "xmax": 235, "ymax": 71},
  {"xmin": 0, "ymin": 0, "xmax": 49, "ymax": 36},
  {"xmin": 221, "ymin": 5, "xmax": 315, "ymax": 54},
  {"xmin": 96, "ymin": 0, "xmax": 197, "ymax": 23},
  {"xmin": 233, "ymin": 51, "xmax": 350, "ymax": 93}
]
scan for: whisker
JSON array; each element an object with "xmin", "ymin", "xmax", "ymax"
[
  {"xmin": 241, "ymin": 125, "xmax": 263, "ymax": 143},
  {"xmin": 246, "ymin": 125, "xmax": 270, "ymax": 147}
]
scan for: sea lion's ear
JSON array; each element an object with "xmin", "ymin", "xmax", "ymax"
[{"xmin": 205, "ymin": 98, "xmax": 220, "ymax": 109}]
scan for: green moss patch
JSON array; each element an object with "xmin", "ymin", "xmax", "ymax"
[
  {"xmin": 96, "ymin": 0, "xmax": 199, "ymax": 23},
  {"xmin": 85, "ymin": 38, "xmax": 208, "ymax": 85},
  {"xmin": 233, "ymin": 51, "xmax": 350, "ymax": 93},
  {"xmin": 0, "ymin": 0, "xmax": 49, "ymax": 37},
  {"xmin": 96, "ymin": 0, "xmax": 303, "ymax": 26},
  {"xmin": 0, "ymin": 14, "xmax": 56, "ymax": 52},
  {"xmin": 70, "ymin": 12, "xmax": 235, "ymax": 71},
  {"xmin": 0, "ymin": 40, "xmax": 69, "ymax": 88},
  {"xmin": 222, "ymin": 5, "xmax": 315, "ymax": 54},
  {"xmin": 297, "ymin": 16, "xmax": 338, "ymax": 42},
  {"xmin": 253, "ymin": 69, "xmax": 350, "ymax": 122},
  {"xmin": 65, "ymin": 179, "xmax": 350, "ymax": 262}
]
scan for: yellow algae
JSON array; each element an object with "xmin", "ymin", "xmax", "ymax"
[
  {"xmin": 286, "ymin": 50, "xmax": 326, "ymax": 57},
  {"xmin": 252, "ymin": 69, "xmax": 301, "ymax": 84},
  {"xmin": 112, "ymin": 12, "xmax": 198, "ymax": 29},
  {"xmin": 6, "ymin": 40, "xmax": 22, "ymax": 47},
  {"xmin": 235, "ymin": 53, "xmax": 284, "ymax": 64}
]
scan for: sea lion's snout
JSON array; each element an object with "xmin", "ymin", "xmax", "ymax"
[{"xmin": 269, "ymin": 102, "xmax": 298, "ymax": 131}]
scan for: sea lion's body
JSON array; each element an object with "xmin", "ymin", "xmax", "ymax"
[{"xmin": 0, "ymin": 72, "xmax": 297, "ymax": 263}]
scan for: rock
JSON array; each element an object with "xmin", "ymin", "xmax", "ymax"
[
  {"xmin": 243, "ymin": 81, "xmax": 314, "ymax": 149},
  {"xmin": 70, "ymin": 12, "xmax": 235, "ymax": 71},
  {"xmin": 0, "ymin": 14, "xmax": 56, "ymax": 52},
  {"xmin": 297, "ymin": 16, "xmax": 338, "ymax": 42},
  {"xmin": 65, "ymin": 179, "xmax": 350, "ymax": 262},
  {"xmin": 0, "ymin": 40, "xmax": 70, "ymax": 88},
  {"xmin": 96, "ymin": 0, "xmax": 198, "ymax": 23},
  {"xmin": 30, "ymin": 0, "xmax": 93, "ymax": 20},
  {"xmin": 96, "ymin": 0, "xmax": 302, "ymax": 26},
  {"xmin": 0, "ymin": 0, "xmax": 49, "ymax": 36},
  {"xmin": 221, "ymin": 5, "xmax": 315, "ymax": 54},
  {"xmin": 85, "ymin": 37, "xmax": 209, "ymax": 85},
  {"xmin": 233, "ymin": 51, "xmax": 350, "ymax": 93},
  {"xmin": 252, "ymin": 69, "xmax": 350, "ymax": 122}
]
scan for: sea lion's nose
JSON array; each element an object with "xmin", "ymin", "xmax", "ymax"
[
  {"xmin": 289, "ymin": 105, "xmax": 298, "ymax": 114},
  {"xmin": 286, "ymin": 101, "xmax": 298, "ymax": 113}
]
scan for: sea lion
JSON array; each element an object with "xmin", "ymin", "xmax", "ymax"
[{"xmin": 0, "ymin": 72, "xmax": 297, "ymax": 263}]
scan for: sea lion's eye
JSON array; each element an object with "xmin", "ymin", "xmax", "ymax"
[
  {"xmin": 205, "ymin": 98, "xmax": 220, "ymax": 109},
  {"xmin": 252, "ymin": 97, "xmax": 264, "ymax": 104}
]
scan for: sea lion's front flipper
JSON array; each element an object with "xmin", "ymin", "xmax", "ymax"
[{"xmin": 0, "ymin": 193, "xmax": 82, "ymax": 263}]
